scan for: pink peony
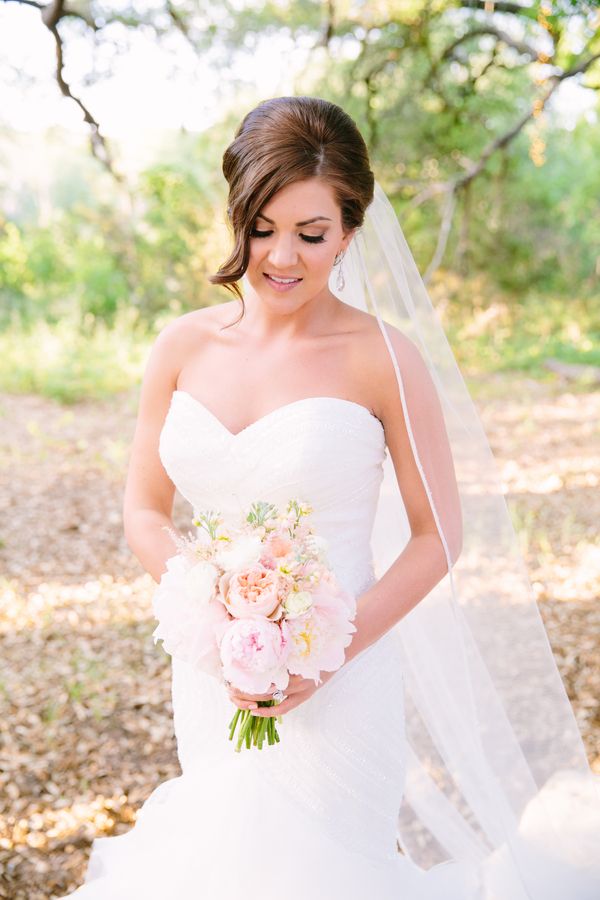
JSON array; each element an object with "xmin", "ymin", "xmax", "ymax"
[
  {"xmin": 220, "ymin": 617, "xmax": 291, "ymax": 694},
  {"xmin": 219, "ymin": 563, "xmax": 282, "ymax": 619}
]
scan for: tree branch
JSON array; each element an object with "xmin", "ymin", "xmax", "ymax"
[
  {"xmin": 317, "ymin": 0, "xmax": 335, "ymax": 49},
  {"xmin": 404, "ymin": 49, "xmax": 600, "ymax": 276},
  {"xmin": 47, "ymin": 17, "xmax": 122, "ymax": 179},
  {"xmin": 166, "ymin": 0, "xmax": 190, "ymax": 39},
  {"xmin": 40, "ymin": 0, "xmax": 61, "ymax": 28},
  {"xmin": 422, "ymin": 188, "xmax": 457, "ymax": 285},
  {"xmin": 3, "ymin": 0, "xmax": 42, "ymax": 8},
  {"xmin": 558, "ymin": 50, "xmax": 600, "ymax": 81},
  {"xmin": 6, "ymin": 0, "xmax": 122, "ymax": 179},
  {"xmin": 440, "ymin": 25, "xmax": 542, "ymax": 63}
]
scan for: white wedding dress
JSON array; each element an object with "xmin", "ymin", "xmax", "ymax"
[{"xmin": 59, "ymin": 390, "xmax": 502, "ymax": 898}]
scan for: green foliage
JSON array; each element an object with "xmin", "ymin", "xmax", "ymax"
[
  {"xmin": 0, "ymin": 0, "xmax": 598, "ymax": 402},
  {"xmin": 1, "ymin": 281, "xmax": 596, "ymax": 404},
  {"xmin": 0, "ymin": 309, "xmax": 151, "ymax": 403},
  {"xmin": 438, "ymin": 273, "xmax": 600, "ymax": 378},
  {"xmin": 0, "ymin": 221, "xmax": 72, "ymax": 325},
  {"xmin": 462, "ymin": 121, "xmax": 600, "ymax": 295},
  {"xmin": 132, "ymin": 162, "xmax": 216, "ymax": 316},
  {"xmin": 0, "ymin": 125, "xmax": 232, "ymax": 329}
]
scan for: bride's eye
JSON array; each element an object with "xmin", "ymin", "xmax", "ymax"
[{"xmin": 250, "ymin": 228, "xmax": 326, "ymax": 244}]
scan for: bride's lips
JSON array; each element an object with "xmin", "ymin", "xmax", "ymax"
[{"xmin": 264, "ymin": 273, "xmax": 303, "ymax": 292}]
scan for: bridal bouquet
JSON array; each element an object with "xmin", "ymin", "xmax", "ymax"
[{"xmin": 151, "ymin": 499, "xmax": 357, "ymax": 751}]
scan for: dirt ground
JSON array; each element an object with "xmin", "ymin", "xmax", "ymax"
[{"xmin": 0, "ymin": 375, "xmax": 598, "ymax": 899}]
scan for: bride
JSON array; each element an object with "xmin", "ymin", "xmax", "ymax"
[{"xmin": 60, "ymin": 96, "xmax": 600, "ymax": 899}]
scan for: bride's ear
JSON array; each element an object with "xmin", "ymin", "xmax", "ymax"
[{"xmin": 341, "ymin": 227, "xmax": 358, "ymax": 251}]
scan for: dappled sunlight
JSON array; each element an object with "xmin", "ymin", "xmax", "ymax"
[
  {"xmin": 502, "ymin": 464, "xmax": 599, "ymax": 495},
  {"xmin": 540, "ymin": 542, "xmax": 600, "ymax": 604},
  {"xmin": 0, "ymin": 574, "xmax": 154, "ymax": 633},
  {"xmin": 0, "ymin": 792, "xmax": 137, "ymax": 853}
]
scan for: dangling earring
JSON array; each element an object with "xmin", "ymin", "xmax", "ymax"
[{"xmin": 334, "ymin": 250, "xmax": 346, "ymax": 291}]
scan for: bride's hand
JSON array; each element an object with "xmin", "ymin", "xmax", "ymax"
[{"xmin": 227, "ymin": 671, "xmax": 334, "ymax": 716}]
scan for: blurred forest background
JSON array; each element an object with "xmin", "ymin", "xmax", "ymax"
[
  {"xmin": 1, "ymin": 0, "xmax": 599, "ymax": 396},
  {"xmin": 0, "ymin": 1, "xmax": 599, "ymax": 897}
]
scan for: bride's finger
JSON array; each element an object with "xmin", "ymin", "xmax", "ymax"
[
  {"xmin": 230, "ymin": 696, "xmax": 260, "ymax": 710},
  {"xmin": 228, "ymin": 687, "xmax": 278, "ymax": 703},
  {"xmin": 229, "ymin": 693, "xmax": 284, "ymax": 711},
  {"xmin": 227, "ymin": 689, "xmax": 268, "ymax": 709},
  {"xmin": 229, "ymin": 681, "xmax": 297, "ymax": 701},
  {"xmin": 253, "ymin": 695, "xmax": 296, "ymax": 716}
]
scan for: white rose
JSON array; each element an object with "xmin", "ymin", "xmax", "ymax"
[
  {"xmin": 283, "ymin": 590, "xmax": 313, "ymax": 618},
  {"xmin": 214, "ymin": 533, "xmax": 263, "ymax": 571}
]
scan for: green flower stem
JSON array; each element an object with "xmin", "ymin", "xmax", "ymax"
[
  {"xmin": 237, "ymin": 710, "xmax": 254, "ymax": 752},
  {"xmin": 252, "ymin": 714, "xmax": 261, "ymax": 743},
  {"xmin": 228, "ymin": 708, "xmax": 242, "ymax": 741},
  {"xmin": 228, "ymin": 699, "xmax": 283, "ymax": 751}
]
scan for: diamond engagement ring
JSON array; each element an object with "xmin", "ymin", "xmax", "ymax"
[{"xmin": 272, "ymin": 689, "xmax": 286, "ymax": 702}]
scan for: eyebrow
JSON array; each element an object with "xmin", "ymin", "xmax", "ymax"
[{"xmin": 256, "ymin": 213, "xmax": 332, "ymax": 227}]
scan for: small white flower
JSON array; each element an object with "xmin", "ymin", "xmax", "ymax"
[{"xmin": 282, "ymin": 589, "xmax": 313, "ymax": 618}]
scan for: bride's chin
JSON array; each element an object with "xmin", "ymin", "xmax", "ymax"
[{"xmin": 251, "ymin": 287, "xmax": 305, "ymax": 308}]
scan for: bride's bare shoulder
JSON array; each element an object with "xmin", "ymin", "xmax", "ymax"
[
  {"xmin": 159, "ymin": 301, "xmax": 239, "ymax": 338},
  {"xmin": 340, "ymin": 304, "xmax": 417, "ymax": 362},
  {"xmin": 152, "ymin": 301, "xmax": 240, "ymax": 353},
  {"xmin": 143, "ymin": 301, "xmax": 240, "ymax": 390},
  {"xmin": 340, "ymin": 305, "xmax": 427, "ymax": 421},
  {"xmin": 346, "ymin": 305, "xmax": 423, "ymax": 364}
]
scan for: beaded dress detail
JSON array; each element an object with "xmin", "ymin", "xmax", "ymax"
[{"xmin": 61, "ymin": 390, "xmax": 476, "ymax": 899}]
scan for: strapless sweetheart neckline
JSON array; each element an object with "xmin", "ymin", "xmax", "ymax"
[{"xmin": 172, "ymin": 389, "xmax": 385, "ymax": 439}]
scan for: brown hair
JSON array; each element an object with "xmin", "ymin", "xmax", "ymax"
[{"xmin": 208, "ymin": 96, "xmax": 374, "ymax": 324}]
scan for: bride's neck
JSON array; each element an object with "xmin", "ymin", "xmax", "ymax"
[{"xmin": 240, "ymin": 285, "xmax": 341, "ymax": 341}]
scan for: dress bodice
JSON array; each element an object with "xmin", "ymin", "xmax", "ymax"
[
  {"xmin": 158, "ymin": 390, "xmax": 387, "ymax": 598},
  {"xmin": 154, "ymin": 389, "xmax": 407, "ymax": 865}
]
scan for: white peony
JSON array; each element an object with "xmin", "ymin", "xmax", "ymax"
[
  {"xmin": 183, "ymin": 561, "xmax": 219, "ymax": 605},
  {"xmin": 214, "ymin": 533, "xmax": 263, "ymax": 572}
]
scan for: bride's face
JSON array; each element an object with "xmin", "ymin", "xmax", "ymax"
[{"xmin": 244, "ymin": 176, "xmax": 354, "ymax": 311}]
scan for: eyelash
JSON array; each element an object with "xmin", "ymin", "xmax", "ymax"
[{"xmin": 250, "ymin": 228, "xmax": 326, "ymax": 244}]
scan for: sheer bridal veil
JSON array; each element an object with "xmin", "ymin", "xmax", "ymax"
[{"xmin": 330, "ymin": 181, "xmax": 600, "ymax": 898}]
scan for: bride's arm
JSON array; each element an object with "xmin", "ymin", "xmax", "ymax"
[
  {"xmin": 345, "ymin": 327, "xmax": 463, "ymax": 664},
  {"xmin": 122, "ymin": 319, "xmax": 188, "ymax": 583}
]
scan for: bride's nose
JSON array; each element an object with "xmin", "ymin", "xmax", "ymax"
[{"xmin": 267, "ymin": 235, "xmax": 298, "ymax": 269}]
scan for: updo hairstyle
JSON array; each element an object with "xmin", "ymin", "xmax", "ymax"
[{"xmin": 208, "ymin": 96, "xmax": 375, "ymax": 321}]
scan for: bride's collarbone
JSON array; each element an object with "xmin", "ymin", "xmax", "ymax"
[{"xmin": 174, "ymin": 311, "xmax": 382, "ymax": 428}]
